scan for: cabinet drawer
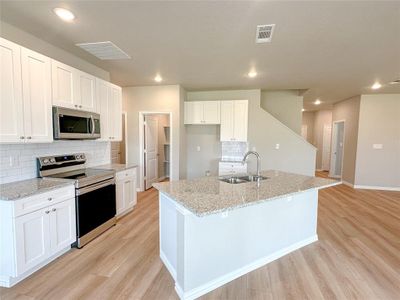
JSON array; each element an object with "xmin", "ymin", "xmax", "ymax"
[
  {"xmin": 116, "ymin": 167, "xmax": 136, "ymax": 181},
  {"xmin": 219, "ymin": 162, "xmax": 247, "ymax": 176},
  {"xmin": 14, "ymin": 185, "xmax": 75, "ymax": 217}
]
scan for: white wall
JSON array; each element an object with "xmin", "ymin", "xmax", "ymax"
[
  {"xmin": 302, "ymin": 112, "xmax": 315, "ymax": 144},
  {"xmin": 0, "ymin": 141, "xmax": 110, "ymax": 184},
  {"xmin": 122, "ymin": 85, "xmax": 185, "ymax": 184},
  {"xmin": 260, "ymin": 90, "xmax": 303, "ymax": 134},
  {"xmin": 187, "ymin": 90, "xmax": 316, "ymax": 176},
  {"xmin": 355, "ymin": 94, "xmax": 400, "ymax": 189},
  {"xmin": 0, "ymin": 21, "xmax": 110, "ymax": 80}
]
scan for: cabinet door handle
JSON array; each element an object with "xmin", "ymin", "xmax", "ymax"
[
  {"xmin": 52, "ymin": 208, "xmax": 57, "ymax": 212},
  {"xmin": 48, "ymin": 197, "xmax": 53, "ymax": 201},
  {"xmin": 45, "ymin": 210, "xmax": 50, "ymax": 214},
  {"xmin": 74, "ymin": 105, "xmax": 78, "ymax": 108},
  {"xmin": 79, "ymin": 105, "xmax": 82, "ymax": 108},
  {"xmin": 20, "ymin": 136, "xmax": 25, "ymax": 139},
  {"xmin": 26, "ymin": 136, "xmax": 32, "ymax": 139}
]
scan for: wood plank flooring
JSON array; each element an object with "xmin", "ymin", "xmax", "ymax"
[{"xmin": 1, "ymin": 174, "xmax": 399, "ymax": 299}]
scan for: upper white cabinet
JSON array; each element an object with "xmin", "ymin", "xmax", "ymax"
[
  {"xmin": 220, "ymin": 100, "xmax": 248, "ymax": 142},
  {"xmin": 0, "ymin": 38, "xmax": 24, "ymax": 143},
  {"xmin": 184, "ymin": 101, "xmax": 220, "ymax": 124},
  {"xmin": 21, "ymin": 48, "xmax": 53, "ymax": 143},
  {"xmin": 0, "ymin": 38, "xmax": 52, "ymax": 143},
  {"xmin": 96, "ymin": 79, "xmax": 122, "ymax": 141},
  {"xmin": 52, "ymin": 60, "xmax": 96, "ymax": 112}
]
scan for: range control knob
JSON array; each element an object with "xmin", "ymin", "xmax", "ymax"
[
  {"xmin": 43, "ymin": 159, "xmax": 49, "ymax": 164},
  {"xmin": 50, "ymin": 158, "xmax": 56, "ymax": 163}
]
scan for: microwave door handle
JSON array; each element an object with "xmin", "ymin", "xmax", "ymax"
[{"xmin": 90, "ymin": 116, "xmax": 95, "ymax": 135}]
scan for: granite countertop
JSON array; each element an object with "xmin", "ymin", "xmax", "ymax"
[
  {"xmin": 0, "ymin": 178, "xmax": 75, "ymax": 201},
  {"xmin": 153, "ymin": 170, "xmax": 340, "ymax": 217},
  {"xmin": 94, "ymin": 163, "xmax": 138, "ymax": 173}
]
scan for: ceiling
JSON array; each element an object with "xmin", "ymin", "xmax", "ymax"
[{"xmin": 1, "ymin": 1, "xmax": 399, "ymax": 110}]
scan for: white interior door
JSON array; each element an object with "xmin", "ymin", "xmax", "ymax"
[
  {"xmin": 330, "ymin": 121, "xmax": 345, "ymax": 178},
  {"xmin": 321, "ymin": 124, "xmax": 332, "ymax": 171},
  {"xmin": 145, "ymin": 115, "xmax": 159, "ymax": 190},
  {"xmin": 301, "ymin": 125, "xmax": 308, "ymax": 140}
]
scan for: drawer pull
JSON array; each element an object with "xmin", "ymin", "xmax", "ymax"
[
  {"xmin": 52, "ymin": 208, "xmax": 57, "ymax": 212},
  {"xmin": 48, "ymin": 197, "xmax": 53, "ymax": 201},
  {"xmin": 45, "ymin": 210, "xmax": 50, "ymax": 214}
]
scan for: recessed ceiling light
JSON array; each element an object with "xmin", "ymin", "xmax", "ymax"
[
  {"xmin": 154, "ymin": 74, "xmax": 162, "ymax": 82},
  {"xmin": 314, "ymin": 99, "xmax": 321, "ymax": 105},
  {"xmin": 371, "ymin": 82, "xmax": 382, "ymax": 90},
  {"xmin": 248, "ymin": 71, "xmax": 257, "ymax": 78},
  {"xmin": 302, "ymin": 108, "xmax": 305, "ymax": 112},
  {"xmin": 53, "ymin": 8, "xmax": 75, "ymax": 22}
]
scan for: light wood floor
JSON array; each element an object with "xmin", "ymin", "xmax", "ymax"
[{"xmin": 1, "ymin": 175, "xmax": 400, "ymax": 300}]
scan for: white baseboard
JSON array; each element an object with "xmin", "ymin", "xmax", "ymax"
[
  {"xmin": 158, "ymin": 176, "xmax": 167, "ymax": 182},
  {"xmin": 160, "ymin": 250, "xmax": 177, "ymax": 281},
  {"xmin": 342, "ymin": 181, "xmax": 354, "ymax": 188},
  {"xmin": 353, "ymin": 185, "xmax": 400, "ymax": 191},
  {"xmin": 0, "ymin": 246, "xmax": 71, "ymax": 288},
  {"xmin": 174, "ymin": 235, "xmax": 318, "ymax": 300}
]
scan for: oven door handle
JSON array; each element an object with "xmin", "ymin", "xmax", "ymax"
[{"xmin": 77, "ymin": 178, "xmax": 115, "ymax": 196}]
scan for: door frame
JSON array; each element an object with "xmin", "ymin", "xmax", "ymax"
[
  {"xmin": 122, "ymin": 111, "xmax": 128, "ymax": 164},
  {"xmin": 329, "ymin": 120, "xmax": 345, "ymax": 179},
  {"xmin": 138, "ymin": 111, "xmax": 173, "ymax": 192}
]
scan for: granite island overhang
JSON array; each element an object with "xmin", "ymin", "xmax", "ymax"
[{"xmin": 153, "ymin": 170, "xmax": 340, "ymax": 300}]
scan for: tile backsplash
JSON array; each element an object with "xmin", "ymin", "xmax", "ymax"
[
  {"xmin": 0, "ymin": 141, "xmax": 111, "ymax": 184},
  {"xmin": 221, "ymin": 141, "xmax": 248, "ymax": 161}
]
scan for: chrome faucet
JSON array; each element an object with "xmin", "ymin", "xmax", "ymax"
[{"xmin": 242, "ymin": 151, "xmax": 261, "ymax": 177}]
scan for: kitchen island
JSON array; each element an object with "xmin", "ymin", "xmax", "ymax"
[{"xmin": 153, "ymin": 170, "xmax": 339, "ymax": 300}]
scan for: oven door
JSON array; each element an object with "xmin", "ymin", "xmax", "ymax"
[
  {"xmin": 75, "ymin": 179, "xmax": 116, "ymax": 247},
  {"xmin": 53, "ymin": 106, "xmax": 101, "ymax": 140}
]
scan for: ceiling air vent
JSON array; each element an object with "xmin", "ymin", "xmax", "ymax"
[
  {"xmin": 76, "ymin": 41, "xmax": 131, "ymax": 60},
  {"xmin": 255, "ymin": 24, "xmax": 275, "ymax": 43}
]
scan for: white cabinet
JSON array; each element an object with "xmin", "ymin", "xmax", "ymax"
[
  {"xmin": 219, "ymin": 162, "xmax": 248, "ymax": 176},
  {"xmin": 0, "ymin": 38, "xmax": 24, "ymax": 143},
  {"xmin": 21, "ymin": 48, "xmax": 53, "ymax": 143},
  {"xmin": 14, "ymin": 207, "xmax": 51, "ymax": 275},
  {"xmin": 184, "ymin": 101, "xmax": 220, "ymax": 124},
  {"xmin": 96, "ymin": 79, "xmax": 122, "ymax": 141},
  {"xmin": 52, "ymin": 60, "xmax": 96, "ymax": 112},
  {"xmin": 0, "ymin": 38, "xmax": 52, "ymax": 144},
  {"xmin": 116, "ymin": 167, "xmax": 137, "ymax": 217},
  {"xmin": 220, "ymin": 100, "xmax": 248, "ymax": 142},
  {"xmin": 0, "ymin": 185, "xmax": 76, "ymax": 287}
]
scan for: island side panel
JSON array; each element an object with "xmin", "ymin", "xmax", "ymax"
[
  {"xmin": 159, "ymin": 192, "xmax": 179, "ymax": 280},
  {"xmin": 177, "ymin": 189, "xmax": 319, "ymax": 299}
]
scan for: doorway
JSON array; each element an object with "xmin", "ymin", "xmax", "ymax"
[
  {"xmin": 321, "ymin": 124, "xmax": 332, "ymax": 171},
  {"xmin": 330, "ymin": 120, "xmax": 345, "ymax": 178},
  {"xmin": 111, "ymin": 112, "xmax": 128, "ymax": 164},
  {"xmin": 139, "ymin": 112, "xmax": 171, "ymax": 191}
]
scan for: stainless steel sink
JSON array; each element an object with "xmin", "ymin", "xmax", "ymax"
[{"xmin": 219, "ymin": 174, "xmax": 269, "ymax": 184}]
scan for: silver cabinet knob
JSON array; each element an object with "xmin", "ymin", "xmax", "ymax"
[
  {"xmin": 52, "ymin": 208, "xmax": 57, "ymax": 212},
  {"xmin": 79, "ymin": 105, "xmax": 82, "ymax": 108},
  {"xmin": 74, "ymin": 104, "xmax": 78, "ymax": 108},
  {"xmin": 48, "ymin": 197, "xmax": 53, "ymax": 201},
  {"xmin": 20, "ymin": 136, "xmax": 24, "ymax": 139},
  {"xmin": 26, "ymin": 136, "xmax": 32, "ymax": 139},
  {"xmin": 45, "ymin": 210, "xmax": 50, "ymax": 214}
]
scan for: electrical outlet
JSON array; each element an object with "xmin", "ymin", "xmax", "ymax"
[
  {"xmin": 196, "ymin": 146, "xmax": 201, "ymax": 152},
  {"xmin": 252, "ymin": 146, "xmax": 256, "ymax": 151},
  {"xmin": 372, "ymin": 144, "xmax": 383, "ymax": 149},
  {"xmin": 275, "ymin": 143, "xmax": 280, "ymax": 150}
]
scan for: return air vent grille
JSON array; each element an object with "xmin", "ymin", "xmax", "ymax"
[
  {"xmin": 256, "ymin": 24, "xmax": 275, "ymax": 43},
  {"xmin": 76, "ymin": 41, "xmax": 131, "ymax": 60}
]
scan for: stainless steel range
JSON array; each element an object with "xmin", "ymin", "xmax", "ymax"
[{"xmin": 38, "ymin": 153, "xmax": 116, "ymax": 248}]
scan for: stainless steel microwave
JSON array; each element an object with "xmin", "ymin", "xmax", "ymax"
[{"xmin": 53, "ymin": 106, "xmax": 101, "ymax": 140}]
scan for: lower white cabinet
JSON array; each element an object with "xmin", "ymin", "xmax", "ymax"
[
  {"xmin": 0, "ymin": 185, "xmax": 76, "ymax": 287},
  {"xmin": 116, "ymin": 168, "xmax": 137, "ymax": 217},
  {"xmin": 219, "ymin": 161, "xmax": 248, "ymax": 176}
]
